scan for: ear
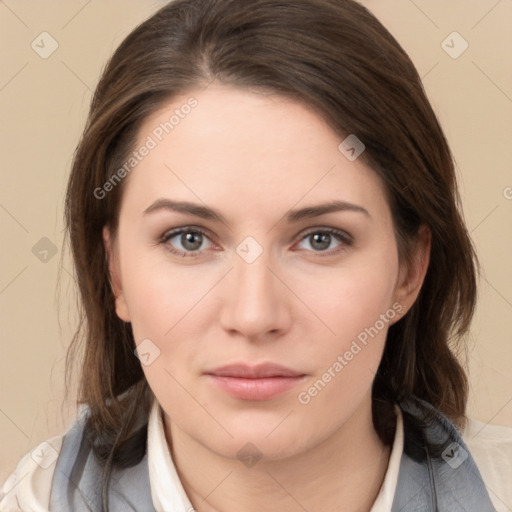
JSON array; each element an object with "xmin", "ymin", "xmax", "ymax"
[
  {"xmin": 392, "ymin": 224, "xmax": 431, "ymax": 320},
  {"xmin": 103, "ymin": 226, "xmax": 131, "ymax": 323}
]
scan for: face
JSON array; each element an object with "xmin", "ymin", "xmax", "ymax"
[{"xmin": 104, "ymin": 83, "xmax": 427, "ymax": 461}]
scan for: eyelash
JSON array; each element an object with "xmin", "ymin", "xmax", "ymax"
[{"xmin": 158, "ymin": 226, "xmax": 353, "ymax": 259}]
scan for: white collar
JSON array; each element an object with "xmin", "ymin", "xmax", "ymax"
[
  {"xmin": 369, "ymin": 405, "xmax": 404, "ymax": 511},
  {"xmin": 148, "ymin": 399, "xmax": 404, "ymax": 511},
  {"xmin": 147, "ymin": 397, "xmax": 196, "ymax": 511}
]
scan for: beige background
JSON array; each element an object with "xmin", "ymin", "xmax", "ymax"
[{"xmin": 1, "ymin": 0, "xmax": 511, "ymax": 484}]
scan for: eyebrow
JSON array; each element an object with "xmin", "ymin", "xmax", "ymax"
[{"xmin": 143, "ymin": 198, "xmax": 370, "ymax": 223}]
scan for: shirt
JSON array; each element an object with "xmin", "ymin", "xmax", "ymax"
[{"xmin": 1, "ymin": 397, "xmax": 511, "ymax": 511}]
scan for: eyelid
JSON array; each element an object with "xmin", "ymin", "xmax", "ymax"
[
  {"xmin": 298, "ymin": 226, "xmax": 353, "ymax": 244},
  {"xmin": 159, "ymin": 225, "xmax": 216, "ymax": 243}
]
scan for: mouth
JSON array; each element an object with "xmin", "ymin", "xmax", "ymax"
[{"xmin": 204, "ymin": 363, "xmax": 307, "ymax": 401}]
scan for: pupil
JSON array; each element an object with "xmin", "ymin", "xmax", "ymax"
[
  {"xmin": 312, "ymin": 233, "xmax": 330, "ymax": 250},
  {"xmin": 183, "ymin": 232, "xmax": 202, "ymax": 250}
]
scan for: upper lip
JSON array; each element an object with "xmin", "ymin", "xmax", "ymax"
[{"xmin": 205, "ymin": 363, "xmax": 305, "ymax": 378}]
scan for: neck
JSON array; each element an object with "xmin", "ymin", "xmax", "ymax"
[{"xmin": 165, "ymin": 398, "xmax": 394, "ymax": 512}]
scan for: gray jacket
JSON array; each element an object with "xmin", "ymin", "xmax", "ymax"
[{"xmin": 49, "ymin": 397, "xmax": 496, "ymax": 511}]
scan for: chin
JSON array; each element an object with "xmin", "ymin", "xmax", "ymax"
[
  {"xmin": 210, "ymin": 434, "xmax": 309, "ymax": 464},
  {"xmin": 196, "ymin": 411, "xmax": 315, "ymax": 462}
]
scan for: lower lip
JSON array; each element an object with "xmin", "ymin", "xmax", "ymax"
[{"xmin": 206, "ymin": 375, "xmax": 306, "ymax": 401}]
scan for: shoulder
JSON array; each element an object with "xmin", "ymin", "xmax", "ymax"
[
  {"xmin": 396, "ymin": 397, "xmax": 504, "ymax": 510},
  {"xmin": 1, "ymin": 399, "xmax": 153, "ymax": 512},
  {"xmin": 462, "ymin": 417, "xmax": 512, "ymax": 511},
  {"xmin": 0, "ymin": 434, "xmax": 64, "ymax": 512},
  {"xmin": 1, "ymin": 408, "xmax": 88, "ymax": 512}
]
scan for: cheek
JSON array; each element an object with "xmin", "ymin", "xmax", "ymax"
[
  {"xmin": 296, "ymin": 247, "xmax": 399, "ymax": 349},
  {"xmin": 119, "ymin": 249, "xmax": 228, "ymax": 402},
  {"xmin": 120, "ymin": 255, "xmax": 216, "ymax": 407},
  {"xmin": 290, "ymin": 244, "xmax": 399, "ymax": 401},
  {"xmin": 120, "ymin": 245, "xmax": 214, "ymax": 341},
  {"xmin": 294, "ymin": 271, "xmax": 396, "ymax": 418}
]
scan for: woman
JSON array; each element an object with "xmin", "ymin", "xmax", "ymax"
[{"xmin": 2, "ymin": 0, "xmax": 511, "ymax": 510}]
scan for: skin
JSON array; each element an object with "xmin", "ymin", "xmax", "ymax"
[{"xmin": 104, "ymin": 82, "xmax": 430, "ymax": 512}]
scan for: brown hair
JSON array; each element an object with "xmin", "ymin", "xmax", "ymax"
[{"xmin": 64, "ymin": 0, "xmax": 478, "ymax": 505}]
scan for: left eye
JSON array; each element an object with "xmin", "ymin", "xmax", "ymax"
[{"xmin": 295, "ymin": 229, "xmax": 352, "ymax": 254}]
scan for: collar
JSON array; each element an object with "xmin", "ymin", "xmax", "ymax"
[
  {"xmin": 392, "ymin": 397, "xmax": 496, "ymax": 511},
  {"xmin": 48, "ymin": 395, "xmax": 496, "ymax": 511}
]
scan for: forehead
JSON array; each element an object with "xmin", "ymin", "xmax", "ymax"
[{"xmin": 120, "ymin": 83, "xmax": 389, "ymax": 221}]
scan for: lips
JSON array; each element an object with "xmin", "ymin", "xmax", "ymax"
[
  {"xmin": 206, "ymin": 363, "xmax": 304, "ymax": 379},
  {"xmin": 204, "ymin": 363, "xmax": 307, "ymax": 401}
]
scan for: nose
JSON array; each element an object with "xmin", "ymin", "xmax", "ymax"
[{"xmin": 219, "ymin": 247, "xmax": 292, "ymax": 342}]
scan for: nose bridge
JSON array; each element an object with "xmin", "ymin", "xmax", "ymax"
[
  {"xmin": 220, "ymin": 243, "xmax": 288, "ymax": 338},
  {"xmin": 235, "ymin": 252, "xmax": 274, "ymax": 302}
]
